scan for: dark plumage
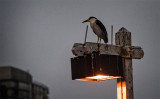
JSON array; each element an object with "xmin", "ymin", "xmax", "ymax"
[
  {"xmin": 94, "ymin": 19, "xmax": 108, "ymax": 43},
  {"xmin": 82, "ymin": 16, "xmax": 108, "ymax": 43}
]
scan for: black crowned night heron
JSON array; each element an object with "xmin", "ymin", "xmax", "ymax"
[{"xmin": 82, "ymin": 16, "xmax": 108, "ymax": 43}]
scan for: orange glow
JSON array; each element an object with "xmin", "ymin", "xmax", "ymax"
[
  {"xmin": 117, "ymin": 81, "xmax": 126, "ymax": 99},
  {"xmin": 75, "ymin": 75, "xmax": 122, "ymax": 81}
]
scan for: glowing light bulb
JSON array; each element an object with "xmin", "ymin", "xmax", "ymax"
[
  {"xmin": 86, "ymin": 75, "xmax": 109, "ymax": 80},
  {"xmin": 75, "ymin": 75, "xmax": 122, "ymax": 81}
]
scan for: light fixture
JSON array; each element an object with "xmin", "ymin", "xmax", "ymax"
[{"xmin": 71, "ymin": 52, "xmax": 123, "ymax": 81}]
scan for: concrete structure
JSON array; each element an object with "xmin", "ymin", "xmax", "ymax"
[
  {"xmin": 32, "ymin": 81, "xmax": 49, "ymax": 99},
  {"xmin": 0, "ymin": 66, "xmax": 49, "ymax": 99}
]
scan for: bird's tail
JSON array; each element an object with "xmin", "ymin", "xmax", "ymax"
[
  {"xmin": 103, "ymin": 37, "xmax": 108, "ymax": 43},
  {"xmin": 103, "ymin": 33, "xmax": 108, "ymax": 43}
]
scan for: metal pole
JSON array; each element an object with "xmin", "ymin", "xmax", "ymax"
[
  {"xmin": 84, "ymin": 25, "xmax": 88, "ymax": 44},
  {"xmin": 111, "ymin": 25, "xmax": 113, "ymax": 45}
]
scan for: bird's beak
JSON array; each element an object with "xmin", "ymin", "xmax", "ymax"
[{"xmin": 82, "ymin": 19, "xmax": 88, "ymax": 23}]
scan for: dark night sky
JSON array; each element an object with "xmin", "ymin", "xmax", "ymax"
[{"xmin": 0, "ymin": 0, "xmax": 160, "ymax": 99}]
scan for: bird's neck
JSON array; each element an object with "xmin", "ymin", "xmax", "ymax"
[{"xmin": 89, "ymin": 19, "xmax": 96, "ymax": 24}]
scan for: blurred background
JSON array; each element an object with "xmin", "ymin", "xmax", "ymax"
[{"xmin": 0, "ymin": 0, "xmax": 160, "ymax": 99}]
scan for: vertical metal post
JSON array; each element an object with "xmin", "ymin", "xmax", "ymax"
[
  {"xmin": 111, "ymin": 25, "xmax": 113, "ymax": 45},
  {"xmin": 116, "ymin": 27, "xmax": 133, "ymax": 99},
  {"xmin": 84, "ymin": 25, "xmax": 88, "ymax": 44}
]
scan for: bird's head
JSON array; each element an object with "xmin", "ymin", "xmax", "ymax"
[{"xmin": 82, "ymin": 16, "xmax": 97, "ymax": 23}]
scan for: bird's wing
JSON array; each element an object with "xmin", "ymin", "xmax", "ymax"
[
  {"xmin": 95, "ymin": 20, "xmax": 107, "ymax": 33},
  {"xmin": 96, "ymin": 20, "xmax": 108, "ymax": 43}
]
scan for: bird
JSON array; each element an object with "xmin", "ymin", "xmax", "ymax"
[{"xmin": 82, "ymin": 16, "xmax": 108, "ymax": 43}]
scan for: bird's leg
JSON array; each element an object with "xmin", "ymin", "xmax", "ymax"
[
  {"xmin": 97, "ymin": 37, "xmax": 101, "ymax": 52},
  {"xmin": 97, "ymin": 37, "xmax": 99, "ymax": 43},
  {"xmin": 100, "ymin": 38, "xmax": 101, "ymax": 44},
  {"xmin": 97, "ymin": 37, "xmax": 100, "ymax": 52}
]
